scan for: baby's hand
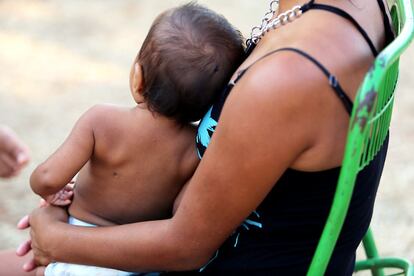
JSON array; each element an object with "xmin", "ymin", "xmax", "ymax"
[{"xmin": 45, "ymin": 184, "xmax": 74, "ymax": 206}]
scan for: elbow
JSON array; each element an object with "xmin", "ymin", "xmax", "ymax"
[
  {"xmin": 188, "ymin": 252, "xmax": 215, "ymax": 271},
  {"xmin": 30, "ymin": 164, "xmax": 58, "ymax": 196},
  {"xmin": 165, "ymin": 237, "xmax": 218, "ymax": 271},
  {"xmin": 174, "ymin": 250, "xmax": 213, "ymax": 271}
]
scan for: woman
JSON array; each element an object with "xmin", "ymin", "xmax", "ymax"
[{"xmin": 14, "ymin": 0, "xmax": 395, "ymax": 274}]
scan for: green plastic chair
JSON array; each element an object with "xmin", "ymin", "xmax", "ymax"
[{"xmin": 307, "ymin": 0, "xmax": 414, "ymax": 275}]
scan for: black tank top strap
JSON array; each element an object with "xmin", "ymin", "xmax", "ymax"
[
  {"xmin": 234, "ymin": 47, "xmax": 353, "ymax": 115},
  {"xmin": 376, "ymin": 0, "xmax": 396, "ymax": 44},
  {"xmin": 236, "ymin": 0, "xmax": 396, "ymax": 115},
  {"xmin": 301, "ymin": 1, "xmax": 379, "ymax": 57}
]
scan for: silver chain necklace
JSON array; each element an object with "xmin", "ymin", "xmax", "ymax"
[
  {"xmin": 248, "ymin": 0, "xmax": 280, "ymax": 46},
  {"xmin": 247, "ymin": 1, "xmax": 304, "ymax": 47}
]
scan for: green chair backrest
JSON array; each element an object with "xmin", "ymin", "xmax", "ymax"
[{"xmin": 307, "ymin": 0, "xmax": 414, "ymax": 275}]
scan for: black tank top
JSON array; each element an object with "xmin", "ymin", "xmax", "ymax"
[{"xmin": 170, "ymin": 1, "xmax": 394, "ymax": 274}]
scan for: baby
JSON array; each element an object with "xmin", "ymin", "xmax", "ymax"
[{"xmin": 30, "ymin": 3, "xmax": 244, "ymax": 276}]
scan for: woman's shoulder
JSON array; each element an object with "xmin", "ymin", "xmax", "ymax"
[
  {"xmin": 233, "ymin": 48, "xmax": 329, "ymax": 117},
  {"xmin": 226, "ymin": 46, "xmax": 351, "ymax": 170}
]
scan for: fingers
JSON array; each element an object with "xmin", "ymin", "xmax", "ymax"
[
  {"xmin": 23, "ymin": 258, "xmax": 37, "ymax": 272},
  {"xmin": 0, "ymin": 126, "xmax": 30, "ymax": 176},
  {"xmin": 0, "ymin": 165, "xmax": 15, "ymax": 178},
  {"xmin": 35, "ymin": 267, "xmax": 46, "ymax": 276},
  {"xmin": 55, "ymin": 187, "xmax": 74, "ymax": 205},
  {"xmin": 63, "ymin": 184, "xmax": 74, "ymax": 192},
  {"xmin": 0, "ymin": 153, "xmax": 19, "ymax": 178},
  {"xmin": 58, "ymin": 188, "xmax": 74, "ymax": 198},
  {"xmin": 46, "ymin": 188, "xmax": 73, "ymax": 206},
  {"xmin": 67, "ymin": 180, "xmax": 76, "ymax": 190},
  {"xmin": 15, "ymin": 148, "xmax": 30, "ymax": 165},
  {"xmin": 39, "ymin": 199, "xmax": 48, "ymax": 207},
  {"xmin": 16, "ymin": 240, "xmax": 32, "ymax": 257},
  {"xmin": 0, "ymin": 126, "xmax": 28, "ymax": 154},
  {"xmin": 50, "ymin": 200, "xmax": 72, "ymax": 206},
  {"xmin": 0, "ymin": 152, "xmax": 17, "ymax": 168},
  {"xmin": 60, "ymin": 189, "xmax": 74, "ymax": 206},
  {"xmin": 17, "ymin": 215, "xmax": 30, "ymax": 230},
  {"xmin": 48, "ymin": 195, "xmax": 72, "ymax": 206},
  {"xmin": 61, "ymin": 190, "xmax": 74, "ymax": 200}
]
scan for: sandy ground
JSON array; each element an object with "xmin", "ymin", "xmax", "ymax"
[{"xmin": 0, "ymin": 0, "xmax": 413, "ymax": 269}]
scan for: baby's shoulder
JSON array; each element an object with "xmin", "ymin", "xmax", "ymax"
[
  {"xmin": 83, "ymin": 104, "xmax": 129, "ymax": 126},
  {"xmin": 86, "ymin": 103, "xmax": 127, "ymax": 117},
  {"xmin": 78, "ymin": 104, "xmax": 135, "ymax": 145}
]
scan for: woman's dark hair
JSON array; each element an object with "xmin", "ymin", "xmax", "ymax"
[{"xmin": 138, "ymin": 3, "xmax": 245, "ymax": 124}]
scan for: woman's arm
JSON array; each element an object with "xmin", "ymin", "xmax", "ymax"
[{"xmin": 28, "ymin": 54, "xmax": 319, "ymax": 272}]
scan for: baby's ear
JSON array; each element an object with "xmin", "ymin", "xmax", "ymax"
[
  {"xmin": 132, "ymin": 62, "xmax": 145, "ymax": 94},
  {"xmin": 129, "ymin": 61, "xmax": 144, "ymax": 95}
]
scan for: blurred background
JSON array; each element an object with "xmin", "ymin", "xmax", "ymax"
[{"xmin": 0, "ymin": 0, "xmax": 413, "ymax": 266}]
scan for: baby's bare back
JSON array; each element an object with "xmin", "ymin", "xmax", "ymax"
[{"xmin": 68, "ymin": 104, "xmax": 198, "ymax": 226}]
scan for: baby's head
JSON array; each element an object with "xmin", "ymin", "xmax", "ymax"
[{"xmin": 130, "ymin": 3, "xmax": 245, "ymax": 124}]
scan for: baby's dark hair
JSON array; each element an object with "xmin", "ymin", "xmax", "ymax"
[{"xmin": 137, "ymin": 3, "xmax": 245, "ymax": 124}]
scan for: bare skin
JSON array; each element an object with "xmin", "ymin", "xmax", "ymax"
[
  {"xmin": 0, "ymin": 250, "xmax": 44, "ymax": 276},
  {"xmin": 29, "ymin": 58, "xmax": 198, "ymax": 227},
  {"xmin": 0, "ymin": 125, "xmax": 30, "ymax": 178},
  {"xmin": 18, "ymin": 0, "xmax": 392, "ymax": 272},
  {"xmin": 0, "ymin": 128, "xmax": 31, "ymax": 273},
  {"xmin": 30, "ymin": 102, "xmax": 198, "ymax": 226}
]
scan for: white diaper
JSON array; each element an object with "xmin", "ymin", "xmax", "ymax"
[
  {"xmin": 44, "ymin": 216, "xmax": 145, "ymax": 276},
  {"xmin": 45, "ymin": 262, "xmax": 138, "ymax": 276}
]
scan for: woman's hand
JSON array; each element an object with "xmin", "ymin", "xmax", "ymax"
[
  {"xmin": 30, "ymin": 205, "xmax": 68, "ymax": 267},
  {"xmin": 16, "ymin": 204, "xmax": 68, "ymax": 271}
]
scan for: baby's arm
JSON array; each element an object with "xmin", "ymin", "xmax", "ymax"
[{"xmin": 30, "ymin": 106, "xmax": 98, "ymax": 201}]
